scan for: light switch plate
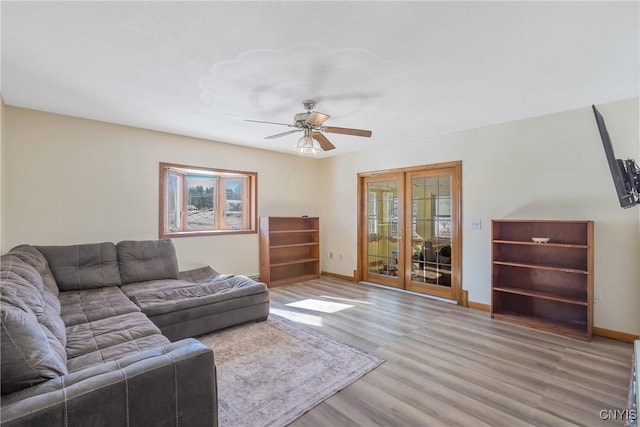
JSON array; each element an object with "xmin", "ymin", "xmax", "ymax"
[
  {"xmin": 595, "ymin": 288, "xmax": 602, "ymax": 301},
  {"xmin": 470, "ymin": 218, "xmax": 482, "ymax": 230}
]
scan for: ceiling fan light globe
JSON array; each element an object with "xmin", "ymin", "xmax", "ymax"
[{"xmin": 295, "ymin": 135, "xmax": 320, "ymax": 155}]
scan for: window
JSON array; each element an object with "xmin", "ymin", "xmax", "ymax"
[{"xmin": 159, "ymin": 162, "xmax": 257, "ymax": 237}]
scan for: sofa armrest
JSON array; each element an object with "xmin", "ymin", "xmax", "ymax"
[{"xmin": 1, "ymin": 338, "xmax": 217, "ymax": 427}]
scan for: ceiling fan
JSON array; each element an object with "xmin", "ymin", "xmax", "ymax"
[{"xmin": 245, "ymin": 100, "xmax": 372, "ymax": 153}]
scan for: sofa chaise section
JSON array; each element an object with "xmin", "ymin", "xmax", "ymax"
[
  {"xmin": 121, "ymin": 272, "xmax": 270, "ymax": 341},
  {"xmin": 116, "ymin": 240, "xmax": 270, "ymax": 341}
]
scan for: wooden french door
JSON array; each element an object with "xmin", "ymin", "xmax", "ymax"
[
  {"xmin": 359, "ymin": 162, "xmax": 461, "ymax": 302},
  {"xmin": 361, "ymin": 172, "xmax": 405, "ymax": 289}
]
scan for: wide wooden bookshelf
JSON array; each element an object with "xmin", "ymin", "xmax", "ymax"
[
  {"xmin": 259, "ymin": 216, "xmax": 320, "ymax": 287},
  {"xmin": 491, "ymin": 219, "xmax": 594, "ymax": 340}
]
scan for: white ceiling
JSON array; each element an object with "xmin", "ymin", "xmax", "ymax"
[{"xmin": 1, "ymin": 1, "xmax": 638, "ymax": 158}]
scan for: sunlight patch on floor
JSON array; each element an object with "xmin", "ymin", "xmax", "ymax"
[
  {"xmin": 270, "ymin": 308, "xmax": 323, "ymax": 326},
  {"xmin": 286, "ymin": 298, "xmax": 354, "ymax": 313}
]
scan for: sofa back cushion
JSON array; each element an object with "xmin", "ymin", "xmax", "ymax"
[
  {"xmin": 117, "ymin": 239, "xmax": 179, "ymax": 285},
  {"xmin": 1, "ymin": 256, "xmax": 68, "ymax": 394},
  {"xmin": 8, "ymin": 245, "xmax": 59, "ymax": 297},
  {"xmin": 37, "ymin": 242, "xmax": 121, "ymax": 291},
  {"xmin": 1, "ymin": 306, "xmax": 68, "ymax": 394},
  {"xmin": 0, "ymin": 254, "xmax": 67, "ymax": 345}
]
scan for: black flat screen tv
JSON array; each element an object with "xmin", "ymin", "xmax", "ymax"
[{"xmin": 592, "ymin": 105, "xmax": 639, "ymax": 208}]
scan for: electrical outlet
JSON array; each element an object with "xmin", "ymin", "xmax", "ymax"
[
  {"xmin": 595, "ymin": 288, "xmax": 602, "ymax": 301},
  {"xmin": 470, "ymin": 218, "xmax": 482, "ymax": 230},
  {"xmin": 328, "ymin": 252, "xmax": 333, "ymax": 259}
]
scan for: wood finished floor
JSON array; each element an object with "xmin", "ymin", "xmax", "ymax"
[{"xmin": 268, "ymin": 277, "xmax": 634, "ymax": 427}]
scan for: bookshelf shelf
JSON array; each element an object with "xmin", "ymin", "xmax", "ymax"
[
  {"xmin": 259, "ymin": 216, "xmax": 320, "ymax": 287},
  {"xmin": 491, "ymin": 219, "xmax": 593, "ymax": 340}
]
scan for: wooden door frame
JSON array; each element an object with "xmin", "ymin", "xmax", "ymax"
[{"xmin": 357, "ymin": 161, "xmax": 463, "ymax": 303}]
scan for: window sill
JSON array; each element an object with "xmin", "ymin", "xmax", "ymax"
[{"xmin": 160, "ymin": 229, "xmax": 257, "ymax": 238}]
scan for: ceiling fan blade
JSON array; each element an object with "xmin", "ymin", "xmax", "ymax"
[
  {"xmin": 245, "ymin": 119, "xmax": 294, "ymax": 127},
  {"xmin": 305, "ymin": 112, "xmax": 330, "ymax": 127},
  {"xmin": 323, "ymin": 126, "xmax": 372, "ymax": 138},
  {"xmin": 265, "ymin": 129, "xmax": 302, "ymax": 139},
  {"xmin": 312, "ymin": 132, "xmax": 336, "ymax": 151}
]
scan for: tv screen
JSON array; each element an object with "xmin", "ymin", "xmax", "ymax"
[{"xmin": 592, "ymin": 105, "xmax": 639, "ymax": 208}]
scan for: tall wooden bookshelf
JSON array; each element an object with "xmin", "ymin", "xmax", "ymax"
[
  {"xmin": 259, "ymin": 216, "xmax": 320, "ymax": 287},
  {"xmin": 491, "ymin": 219, "xmax": 594, "ymax": 340}
]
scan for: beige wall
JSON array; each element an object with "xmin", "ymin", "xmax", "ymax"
[
  {"xmin": 1, "ymin": 107, "xmax": 322, "ymax": 274},
  {"xmin": 1, "ymin": 97, "xmax": 4, "ymax": 245},
  {"xmin": 3, "ymin": 99, "xmax": 639, "ymax": 334},
  {"xmin": 319, "ymin": 98, "xmax": 640, "ymax": 335}
]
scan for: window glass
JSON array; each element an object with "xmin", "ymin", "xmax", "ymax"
[
  {"xmin": 168, "ymin": 173, "xmax": 180, "ymax": 232},
  {"xmin": 223, "ymin": 178, "xmax": 245, "ymax": 229},
  {"xmin": 186, "ymin": 175, "xmax": 216, "ymax": 230}
]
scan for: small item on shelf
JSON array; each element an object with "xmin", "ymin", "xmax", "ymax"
[{"xmin": 531, "ymin": 237, "xmax": 550, "ymax": 243}]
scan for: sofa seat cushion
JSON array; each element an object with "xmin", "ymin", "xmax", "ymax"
[
  {"xmin": 59, "ymin": 287, "xmax": 140, "ymax": 327},
  {"xmin": 65, "ymin": 312, "xmax": 162, "ymax": 360},
  {"xmin": 37, "ymin": 242, "xmax": 121, "ymax": 291},
  {"xmin": 121, "ymin": 275, "xmax": 268, "ymax": 316},
  {"xmin": 66, "ymin": 334, "xmax": 171, "ymax": 373}
]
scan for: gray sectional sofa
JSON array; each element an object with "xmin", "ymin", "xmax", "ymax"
[{"xmin": 1, "ymin": 239, "xmax": 270, "ymax": 426}]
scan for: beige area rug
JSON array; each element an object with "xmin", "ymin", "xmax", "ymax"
[{"xmin": 198, "ymin": 314, "xmax": 384, "ymax": 427}]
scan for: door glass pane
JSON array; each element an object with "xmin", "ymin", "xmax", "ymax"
[
  {"xmin": 411, "ymin": 175, "xmax": 452, "ymax": 287},
  {"xmin": 367, "ymin": 180, "xmax": 398, "ymax": 277}
]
